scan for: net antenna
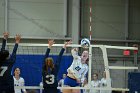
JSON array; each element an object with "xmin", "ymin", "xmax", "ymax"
[{"xmin": 89, "ymin": 0, "xmax": 92, "ymax": 41}]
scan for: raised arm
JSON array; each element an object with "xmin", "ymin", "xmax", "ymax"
[
  {"xmin": 58, "ymin": 40, "xmax": 72, "ymax": 61},
  {"xmin": 1, "ymin": 32, "xmax": 9, "ymax": 51},
  {"xmin": 71, "ymin": 48, "xmax": 79, "ymax": 59},
  {"xmin": 10, "ymin": 34, "xmax": 21, "ymax": 62},
  {"xmin": 43, "ymin": 39, "xmax": 55, "ymax": 64},
  {"xmin": 56, "ymin": 40, "xmax": 72, "ymax": 70}
]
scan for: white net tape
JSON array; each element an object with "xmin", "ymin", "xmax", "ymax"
[{"xmin": 15, "ymin": 86, "xmax": 129, "ymax": 91}]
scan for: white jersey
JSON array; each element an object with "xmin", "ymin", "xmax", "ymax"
[
  {"xmin": 13, "ymin": 76, "xmax": 26, "ymax": 93},
  {"xmin": 90, "ymin": 80, "xmax": 100, "ymax": 93},
  {"xmin": 67, "ymin": 49, "xmax": 88, "ymax": 82},
  {"xmin": 100, "ymin": 78, "xmax": 112, "ymax": 93}
]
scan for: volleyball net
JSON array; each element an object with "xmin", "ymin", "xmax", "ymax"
[{"xmin": 5, "ymin": 43, "xmax": 138, "ymax": 92}]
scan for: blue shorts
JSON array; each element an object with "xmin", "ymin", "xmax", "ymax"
[{"xmin": 64, "ymin": 76, "xmax": 80, "ymax": 87}]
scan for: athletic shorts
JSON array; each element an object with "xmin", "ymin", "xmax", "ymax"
[{"xmin": 64, "ymin": 76, "xmax": 80, "ymax": 87}]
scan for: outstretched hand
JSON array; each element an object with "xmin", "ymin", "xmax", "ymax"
[
  {"xmin": 48, "ymin": 39, "xmax": 55, "ymax": 48},
  {"xmin": 63, "ymin": 40, "xmax": 72, "ymax": 48},
  {"xmin": 15, "ymin": 34, "xmax": 21, "ymax": 43},
  {"xmin": 3, "ymin": 32, "xmax": 9, "ymax": 39}
]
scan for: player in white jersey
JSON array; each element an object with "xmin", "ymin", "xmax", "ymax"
[
  {"xmin": 63, "ymin": 48, "xmax": 89, "ymax": 93},
  {"xmin": 13, "ymin": 67, "xmax": 27, "ymax": 93},
  {"xmin": 90, "ymin": 73, "xmax": 100, "ymax": 93},
  {"xmin": 100, "ymin": 71, "xmax": 112, "ymax": 93}
]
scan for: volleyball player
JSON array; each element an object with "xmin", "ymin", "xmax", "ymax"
[
  {"xmin": 0, "ymin": 32, "xmax": 21, "ymax": 93},
  {"xmin": 42, "ymin": 39, "xmax": 71, "ymax": 93},
  {"xmin": 13, "ymin": 67, "xmax": 27, "ymax": 93},
  {"xmin": 63, "ymin": 48, "xmax": 89, "ymax": 93}
]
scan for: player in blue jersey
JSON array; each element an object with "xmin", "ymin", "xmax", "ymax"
[
  {"xmin": 42, "ymin": 39, "xmax": 71, "ymax": 93},
  {"xmin": 0, "ymin": 32, "xmax": 21, "ymax": 93}
]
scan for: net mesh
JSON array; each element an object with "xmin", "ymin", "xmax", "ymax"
[
  {"xmin": 1, "ymin": 44, "xmax": 138, "ymax": 92},
  {"xmin": 92, "ymin": 47, "xmax": 104, "ymax": 77}
]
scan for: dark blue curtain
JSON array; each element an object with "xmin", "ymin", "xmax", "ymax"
[
  {"xmin": 128, "ymin": 72, "xmax": 140, "ymax": 93},
  {"xmin": 12, "ymin": 55, "xmax": 73, "ymax": 86}
]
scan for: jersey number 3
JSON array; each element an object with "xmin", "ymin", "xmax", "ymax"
[
  {"xmin": 45, "ymin": 75, "xmax": 55, "ymax": 84},
  {"xmin": 0, "ymin": 66, "xmax": 8, "ymax": 76}
]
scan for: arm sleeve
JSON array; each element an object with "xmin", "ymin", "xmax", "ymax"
[
  {"xmin": 1, "ymin": 39, "xmax": 6, "ymax": 51},
  {"xmin": 71, "ymin": 49, "xmax": 79, "ymax": 59},
  {"xmin": 55, "ymin": 48, "xmax": 65, "ymax": 72},
  {"xmin": 56, "ymin": 48, "xmax": 65, "ymax": 65},
  {"xmin": 43, "ymin": 48, "xmax": 50, "ymax": 65},
  {"xmin": 10, "ymin": 43, "xmax": 18, "ymax": 63}
]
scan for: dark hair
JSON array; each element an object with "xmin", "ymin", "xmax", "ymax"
[
  {"xmin": 0, "ymin": 50, "xmax": 9, "ymax": 67},
  {"xmin": 13, "ymin": 67, "xmax": 20, "ymax": 76},
  {"xmin": 93, "ymin": 73, "xmax": 98, "ymax": 77},
  {"xmin": 86, "ymin": 58, "xmax": 89, "ymax": 64}
]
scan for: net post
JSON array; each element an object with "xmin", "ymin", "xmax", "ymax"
[{"xmin": 100, "ymin": 45, "xmax": 111, "ymax": 88}]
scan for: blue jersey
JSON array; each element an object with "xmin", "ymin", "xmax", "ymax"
[
  {"xmin": 42, "ymin": 48, "xmax": 65, "ymax": 89},
  {"xmin": 0, "ymin": 39, "xmax": 18, "ymax": 89}
]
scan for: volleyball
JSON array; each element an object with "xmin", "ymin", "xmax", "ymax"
[{"xmin": 80, "ymin": 38, "xmax": 90, "ymax": 48}]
